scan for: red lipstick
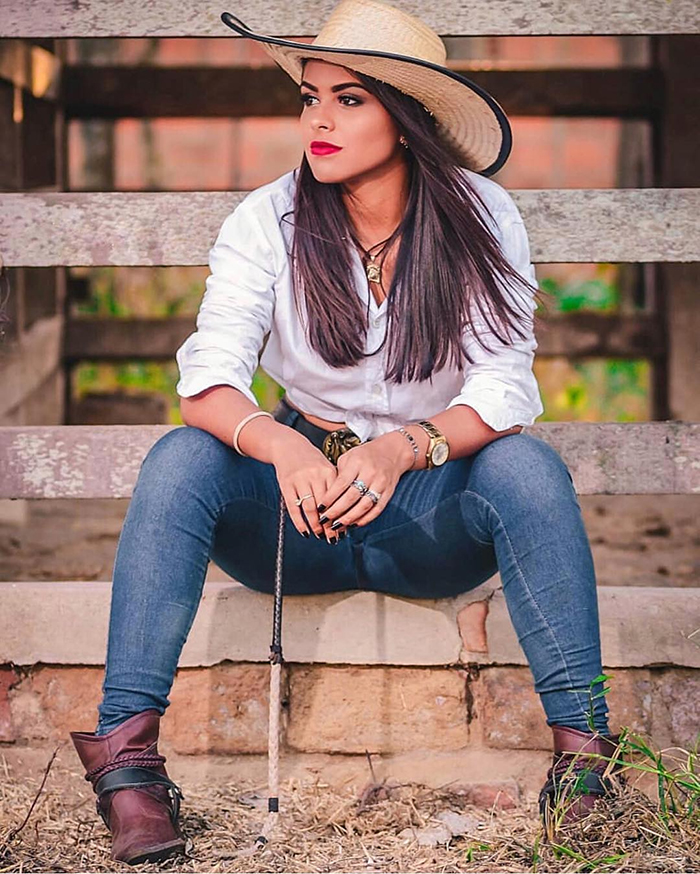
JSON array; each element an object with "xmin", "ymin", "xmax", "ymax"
[{"xmin": 310, "ymin": 141, "xmax": 342, "ymax": 156}]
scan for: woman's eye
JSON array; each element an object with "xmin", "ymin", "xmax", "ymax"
[{"xmin": 299, "ymin": 94, "xmax": 361, "ymax": 107}]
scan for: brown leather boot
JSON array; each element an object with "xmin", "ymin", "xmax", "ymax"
[
  {"xmin": 70, "ymin": 709, "xmax": 187, "ymax": 865},
  {"xmin": 539, "ymin": 724, "xmax": 625, "ymax": 836}
]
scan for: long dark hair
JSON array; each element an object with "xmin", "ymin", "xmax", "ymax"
[{"xmin": 281, "ymin": 61, "xmax": 551, "ymax": 385}]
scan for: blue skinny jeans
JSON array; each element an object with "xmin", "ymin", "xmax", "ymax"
[{"xmin": 95, "ymin": 409, "xmax": 610, "ymax": 737}]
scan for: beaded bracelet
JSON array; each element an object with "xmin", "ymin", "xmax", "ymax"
[
  {"xmin": 397, "ymin": 426, "xmax": 419, "ymax": 469},
  {"xmin": 233, "ymin": 410, "xmax": 274, "ymax": 456}
]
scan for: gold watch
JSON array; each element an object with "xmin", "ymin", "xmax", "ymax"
[{"xmin": 416, "ymin": 420, "xmax": 450, "ymax": 469}]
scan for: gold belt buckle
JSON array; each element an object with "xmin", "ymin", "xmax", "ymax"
[{"xmin": 322, "ymin": 427, "xmax": 362, "ymax": 465}]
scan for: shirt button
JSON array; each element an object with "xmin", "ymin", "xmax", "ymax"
[
  {"xmin": 372, "ymin": 317, "xmax": 381, "ymax": 327},
  {"xmin": 372, "ymin": 385, "xmax": 382, "ymax": 397}
]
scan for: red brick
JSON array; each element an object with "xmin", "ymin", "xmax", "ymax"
[
  {"xmin": 0, "ymin": 665, "xmax": 20, "ymax": 742},
  {"xmin": 606, "ymin": 669, "xmax": 653, "ymax": 736},
  {"xmin": 651, "ymin": 668, "xmax": 700, "ymax": 749},
  {"xmin": 9, "ymin": 667, "xmax": 102, "ymax": 740},
  {"xmin": 287, "ymin": 666, "xmax": 471, "ymax": 754},
  {"xmin": 470, "ymin": 667, "xmax": 654, "ymax": 750},
  {"xmin": 470, "ymin": 667, "xmax": 549, "ymax": 750},
  {"xmin": 167, "ymin": 663, "xmax": 284, "ymax": 754}
]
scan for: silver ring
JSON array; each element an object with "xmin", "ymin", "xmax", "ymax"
[
  {"xmin": 352, "ymin": 479, "xmax": 368, "ymax": 494},
  {"xmin": 365, "ymin": 489, "xmax": 381, "ymax": 505},
  {"xmin": 294, "ymin": 493, "xmax": 313, "ymax": 507}
]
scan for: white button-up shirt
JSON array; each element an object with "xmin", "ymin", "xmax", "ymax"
[{"xmin": 175, "ymin": 167, "xmax": 544, "ymax": 442}]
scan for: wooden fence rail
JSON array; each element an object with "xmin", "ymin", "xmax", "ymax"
[
  {"xmin": 1, "ymin": 189, "xmax": 698, "ymax": 267},
  {"xmin": 2, "ymin": 0, "xmax": 699, "ymax": 38},
  {"xmin": 1, "ymin": 423, "xmax": 698, "ymax": 499},
  {"xmin": 60, "ymin": 312, "xmax": 666, "ymax": 362}
]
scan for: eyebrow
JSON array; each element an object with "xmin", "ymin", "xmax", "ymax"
[{"xmin": 300, "ymin": 80, "xmax": 371, "ymax": 93}]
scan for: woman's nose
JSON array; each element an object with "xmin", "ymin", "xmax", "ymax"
[{"xmin": 309, "ymin": 109, "xmax": 334, "ymax": 131}]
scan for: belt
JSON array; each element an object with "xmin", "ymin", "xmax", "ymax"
[{"xmin": 271, "ymin": 396, "xmax": 364, "ymax": 465}]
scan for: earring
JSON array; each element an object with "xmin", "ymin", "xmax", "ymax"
[{"xmin": 399, "ymin": 135, "xmax": 409, "ymax": 149}]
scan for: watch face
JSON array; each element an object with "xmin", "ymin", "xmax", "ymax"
[{"xmin": 432, "ymin": 442, "xmax": 450, "ymax": 465}]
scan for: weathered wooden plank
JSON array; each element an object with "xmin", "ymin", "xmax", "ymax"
[
  {"xmin": 0, "ymin": 82, "xmax": 19, "ymax": 191},
  {"xmin": 64, "ymin": 317, "xmax": 195, "ymax": 362},
  {"xmin": 0, "ymin": 314, "xmax": 63, "ymax": 420},
  {"xmin": 62, "ymin": 66, "xmax": 662, "ymax": 120},
  {"xmin": 532, "ymin": 312, "xmax": 665, "ymax": 359},
  {"xmin": 21, "ymin": 93, "xmax": 59, "ymax": 189},
  {"xmin": 62, "ymin": 313, "xmax": 665, "ymax": 362},
  {"xmin": 2, "ymin": 0, "xmax": 698, "ymax": 37},
  {"xmin": 1, "ymin": 189, "xmax": 698, "ymax": 267},
  {"xmin": 0, "ymin": 423, "xmax": 698, "ymax": 499},
  {"xmin": 0, "ymin": 581, "xmax": 697, "ymax": 669}
]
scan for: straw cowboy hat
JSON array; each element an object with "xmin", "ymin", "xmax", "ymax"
[{"xmin": 221, "ymin": 0, "xmax": 512, "ymax": 176}]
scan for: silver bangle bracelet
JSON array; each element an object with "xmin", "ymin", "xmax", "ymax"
[{"xmin": 397, "ymin": 426, "xmax": 419, "ymax": 468}]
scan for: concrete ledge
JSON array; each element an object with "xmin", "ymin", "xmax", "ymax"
[
  {"xmin": 1, "ymin": 581, "xmax": 698, "ymax": 669},
  {"xmin": 2, "ymin": 422, "xmax": 700, "ymax": 497}
]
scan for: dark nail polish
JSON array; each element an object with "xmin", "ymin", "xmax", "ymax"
[
  {"xmin": 330, "ymin": 537, "xmax": 339, "ymax": 545},
  {"xmin": 350, "ymin": 523, "xmax": 358, "ymax": 529},
  {"xmin": 330, "ymin": 520, "xmax": 343, "ymax": 530},
  {"xmin": 339, "ymin": 530, "xmax": 347, "ymax": 540},
  {"xmin": 317, "ymin": 504, "xmax": 326, "ymax": 513},
  {"xmin": 319, "ymin": 515, "xmax": 329, "ymax": 525},
  {"xmin": 302, "ymin": 530, "xmax": 310, "ymax": 538}
]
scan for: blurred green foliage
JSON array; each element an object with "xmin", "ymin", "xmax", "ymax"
[
  {"xmin": 74, "ymin": 267, "xmax": 203, "ymax": 319},
  {"xmin": 539, "ymin": 263, "xmax": 620, "ymax": 313},
  {"xmin": 534, "ymin": 264, "xmax": 649, "ymax": 422}
]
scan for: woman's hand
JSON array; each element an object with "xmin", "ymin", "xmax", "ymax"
[
  {"xmin": 314, "ymin": 434, "xmax": 412, "ymax": 533},
  {"xmin": 270, "ymin": 430, "xmax": 339, "ymax": 541}
]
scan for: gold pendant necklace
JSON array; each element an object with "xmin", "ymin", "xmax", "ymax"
[
  {"xmin": 365, "ymin": 256, "xmax": 382, "ymax": 284},
  {"xmin": 348, "ymin": 224, "xmax": 400, "ymax": 288},
  {"xmin": 358, "ymin": 234, "xmax": 394, "ymax": 285}
]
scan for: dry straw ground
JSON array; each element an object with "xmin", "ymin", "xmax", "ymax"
[{"xmin": 0, "ymin": 729, "xmax": 697, "ymax": 873}]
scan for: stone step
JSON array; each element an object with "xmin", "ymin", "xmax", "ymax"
[{"xmin": 1, "ymin": 581, "xmax": 698, "ymax": 669}]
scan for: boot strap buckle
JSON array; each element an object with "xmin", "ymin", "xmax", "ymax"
[{"xmin": 95, "ymin": 766, "xmax": 184, "ymax": 827}]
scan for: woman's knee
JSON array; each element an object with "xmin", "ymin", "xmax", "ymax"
[
  {"xmin": 470, "ymin": 432, "xmax": 577, "ymax": 509},
  {"xmin": 136, "ymin": 425, "xmax": 234, "ymax": 494}
]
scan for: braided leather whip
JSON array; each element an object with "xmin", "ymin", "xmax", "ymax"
[{"xmin": 235, "ymin": 491, "xmax": 287, "ymax": 857}]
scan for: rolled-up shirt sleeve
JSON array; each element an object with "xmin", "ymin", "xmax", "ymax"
[
  {"xmin": 446, "ymin": 198, "xmax": 545, "ymax": 432},
  {"xmin": 175, "ymin": 195, "xmax": 277, "ymax": 406}
]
